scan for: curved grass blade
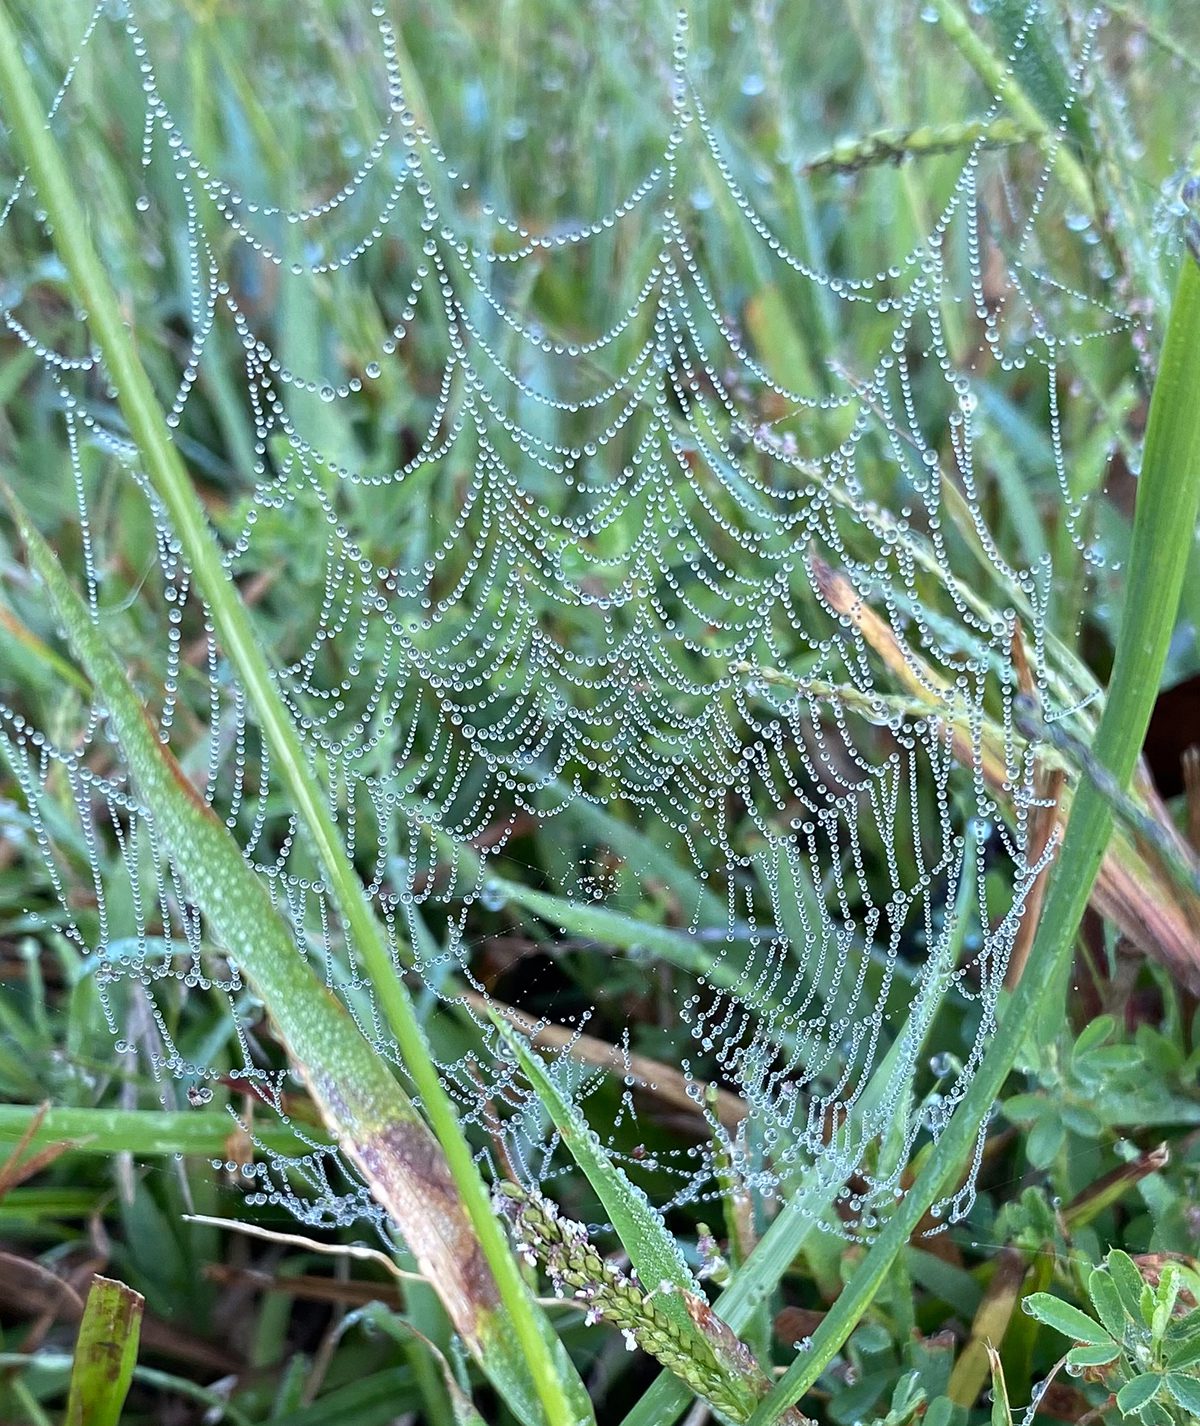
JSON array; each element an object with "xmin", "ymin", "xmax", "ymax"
[
  {"xmin": 493, "ymin": 1013, "xmax": 770, "ymax": 1423},
  {"xmin": 746, "ymin": 250, "xmax": 1200, "ymax": 1426},
  {"xmin": 494, "ymin": 1015, "xmax": 699, "ymax": 1294},
  {"xmin": 1, "ymin": 490, "xmax": 588, "ymax": 1426},
  {"xmin": 926, "ymin": 0, "xmax": 1094, "ymax": 216},
  {"xmin": 0, "ymin": 12, "xmax": 587, "ymax": 1425},
  {"xmin": 621, "ymin": 872, "xmax": 971, "ymax": 1426},
  {"xmin": 340, "ymin": 1303, "xmax": 488, "ymax": 1426}
]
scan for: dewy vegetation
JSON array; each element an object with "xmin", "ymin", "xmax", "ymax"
[{"xmin": 0, "ymin": 2, "xmax": 1198, "ymax": 1425}]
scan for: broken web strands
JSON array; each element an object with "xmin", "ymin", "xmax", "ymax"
[{"xmin": 0, "ymin": 0, "xmax": 1152, "ymax": 1235}]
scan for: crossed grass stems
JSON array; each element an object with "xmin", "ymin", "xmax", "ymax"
[{"xmin": 1, "ymin": 3, "xmax": 1199, "ymax": 1423}]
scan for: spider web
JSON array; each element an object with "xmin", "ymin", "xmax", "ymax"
[{"xmin": 0, "ymin": 0, "xmax": 1183, "ymax": 1237}]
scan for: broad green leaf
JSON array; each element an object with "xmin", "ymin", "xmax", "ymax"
[
  {"xmin": 1115, "ymin": 1372, "xmax": 1162, "ymax": 1416},
  {"xmin": 1166, "ymin": 1327, "xmax": 1200, "ymax": 1371},
  {"xmin": 1076, "ymin": 1046, "xmax": 1144, "ymax": 1075},
  {"xmin": 1021, "ymin": 1293, "xmax": 1112, "ymax": 1345},
  {"xmin": 1072, "ymin": 1015, "xmax": 1116, "ymax": 1059},
  {"xmin": 1059, "ymin": 1103, "xmax": 1102, "ymax": 1137},
  {"xmin": 1000, "ymin": 1094, "xmax": 1049, "ymax": 1124},
  {"xmin": 65, "ymin": 1276, "xmax": 143, "ymax": 1426},
  {"xmin": 923, "ymin": 1397, "xmax": 969, "ymax": 1426},
  {"xmin": 1109, "ymin": 1251, "xmax": 1151, "ymax": 1325},
  {"xmin": 1025, "ymin": 1116, "xmax": 1066, "ymax": 1170},
  {"xmin": 1065, "ymin": 1343, "xmax": 1121, "ymax": 1369},
  {"xmin": 1152, "ymin": 1268, "xmax": 1181, "ymax": 1341}
]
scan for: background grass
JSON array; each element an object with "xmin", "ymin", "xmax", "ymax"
[{"xmin": 1, "ymin": 2, "xmax": 1199, "ymax": 1423}]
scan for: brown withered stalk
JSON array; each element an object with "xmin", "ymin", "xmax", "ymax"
[
  {"xmin": 474, "ymin": 992, "xmax": 748, "ymax": 1130},
  {"xmin": 749, "ymin": 552, "xmax": 1200, "ymax": 991}
]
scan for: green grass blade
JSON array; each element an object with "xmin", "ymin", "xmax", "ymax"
[
  {"xmin": 620, "ymin": 1188, "xmax": 825, "ymax": 1426},
  {"xmin": 493, "ymin": 1014, "xmax": 763, "ymax": 1421},
  {"xmin": 342, "ymin": 1304, "xmax": 488, "ymax": 1426},
  {"xmin": 747, "ymin": 251, "xmax": 1200, "ymax": 1426},
  {"xmin": 622, "ymin": 926, "xmax": 965, "ymax": 1426},
  {"xmin": 500, "ymin": 880, "xmax": 745, "ymax": 985},
  {"xmin": 496, "ymin": 1015, "xmax": 697, "ymax": 1295},
  {"xmin": 1, "ymin": 490, "xmax": 586, "ymax": 1426},
  {"xmin": 0, "ymin": 13, "xmax": 585, "ymax": 1425},
  {"xmin": 0, "ymin": 1104, "xmax": 327, "ymax": 1158},
  {"xmin": 548, "ymin": 790, "xmax": 727, "ymax": 926},
  {"xmin": 927, "ymin": 0, "xmax": 1095, "ymax": 216},
  {"xmin": 65, "ymin": 1276, "xmax": 143, "ymax": 1426}
]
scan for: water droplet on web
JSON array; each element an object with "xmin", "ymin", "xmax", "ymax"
[{"xmin": 479, "ymin": 880, "xmax": 508, "ymax": 912}]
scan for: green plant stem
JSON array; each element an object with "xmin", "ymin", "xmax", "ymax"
[
  {"xmin": 0, "ymin": 13, "xmax": 577, "ymax": 1426},
  {"xmin": 800, "ymin": 115, "xmax": 1041, "ymax": 176},
  {"xmin": 0, "ymin": 1104, "xmax": 327, "ymax": 1158},
  {"xmin": 749, "ymin": 253, "xmax": 1200, "ymax": 1424},
  {"xmin": 928, "ymin": 0, "xmax": 1095, "ymax": 218},
  {"xmin": 625, "ymin": 877, "xmax": 971, "ymax": 1426}
]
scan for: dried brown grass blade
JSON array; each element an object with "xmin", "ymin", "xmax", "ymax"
[
  {"xmin": 476, "ymin": 992, "xmax": 747, "ymax": 1130},
  {"xmin": 805, "ymin": 553, "xmax": 1200, "ymax": 990}
]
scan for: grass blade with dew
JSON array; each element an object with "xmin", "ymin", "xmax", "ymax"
[
  {"xmin": 622, "ymin": 850, "xmax": 974, "ymax": 1426},
  {"xmin": 926, "ymin": 0, "xmax": 1095, "ymax": 217},
  {"xmin": 746, "ymin": 242, "xmax": 1200, "ymax": 1426},
  {"xmin": 0, "ymin": 12, "xmax": 588, "ymax": 1425},
  {"xmin": 0, "ymin": 489, "xmax": 590, "ymax": 1426},
  {"xmin": 0, "ymin": 1104, "xmax": 327, "ymax": 1159},
  {"xmin": 492, "ymin": 1012, "xmax": 770, "ymax": 1422}
]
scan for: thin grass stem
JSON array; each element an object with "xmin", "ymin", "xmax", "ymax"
[
  {"xmin": 0, "ymin": 12, "xmax": 581, "ymax": 1424},
  {"xmin": 748, "ymin": 250, "xmax": 1200, "ymax": 1424}
]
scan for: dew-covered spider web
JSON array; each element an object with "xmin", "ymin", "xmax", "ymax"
[{"xmin": 0, "ymin": 0, "xmax": 1192, "ymax": 1241}]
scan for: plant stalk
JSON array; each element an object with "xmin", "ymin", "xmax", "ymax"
[
  {"xmin": 0, "ymin": 12, "xmax": 580, "ymax": 1424},
  {"xmin": 927, "ymin": 0, "xmax": 1095, "ymax": 217},
  {"xmin": 749, "ymin": 251, "xmax": 1200, "ymax": 1424}
]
